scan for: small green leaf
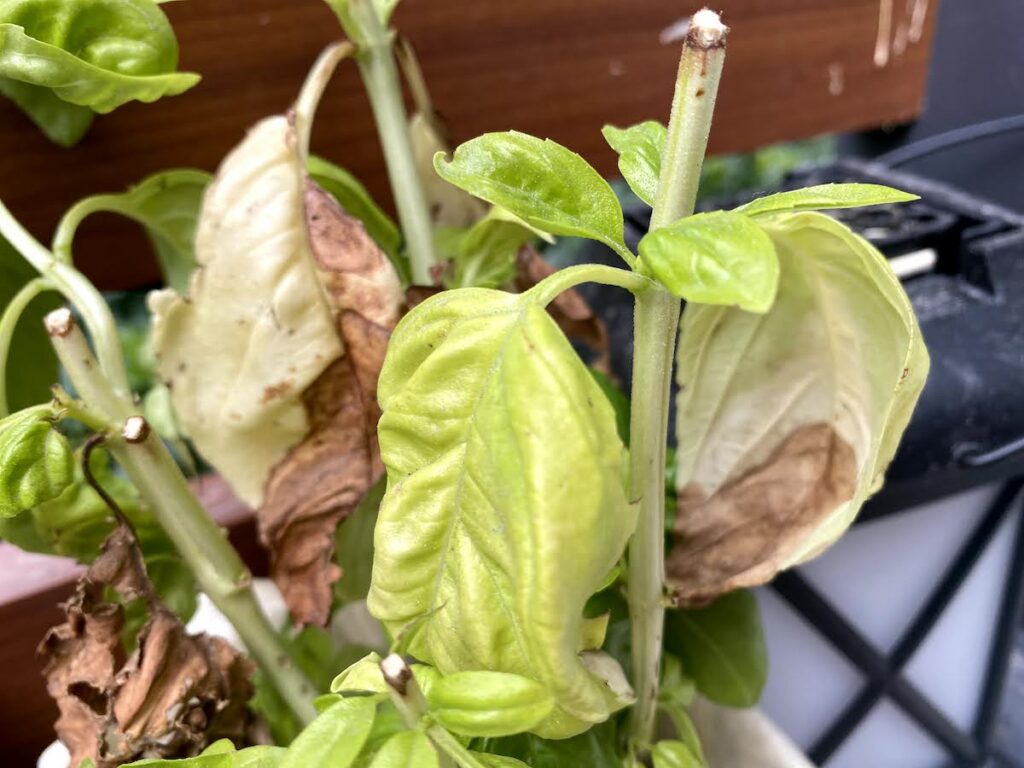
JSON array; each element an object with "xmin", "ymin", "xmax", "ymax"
[
  {"xmin": 369, "ymin": 731, "xmax": 439, "ymax": 768},
  {"xmin": 280, "ymin": 696, "xmax": 376, "ymax": 768},
  {"xmin": 0, "ymin": 405, "xmax": 73, "ymax": 518},
  {"xmin": 478, "ymin": 720, "xmax": 622, "ymax": 768},
  {"xmin": 664, "ymin": 591, "xmax": 768, "ymax": 708},
  {"xmin": 427, "ymin": 671, "xmax": 556, "ymax": 738},
  {"xmin": 331, "ymin": 651, "xmax": 387, "ymax": 694},
  {"xmin": 443, "ymin": 209, "xmax": 539, "ymax": 289},
  {"xmin": 201, "ymin": 741, "xmax": 236, "ymax": 755},
  {"xmin": 652, "ymin": 740, "xmax": 704, "ymax": 768},
  {"xmin": 334, "ymin": 475, "xmax": 386, "ymax": 604},
  {"xmin": 0, "ymin": 78, "xmax": 93, "ymax": 146},
  {"xmin": 736, "ymin": 183, "xmax": 918, "ymax": 218},
  {"xmin": 433, "ymin": 132, "xmax": 631, "ymax": 263},
  {"xmin": 471, "ymin": 755, "xmax": 530, "ymax": 768},
  {"xmin": 308, "ymin": 155, "xmax": 403, "ymax": 265},
  {"xmin": 601, "ymin": 121, "xmax": 666, "ymax": 207},
  {"xmin": 638, "ymin": 211, "xmax": 779, "ymax": 313}
]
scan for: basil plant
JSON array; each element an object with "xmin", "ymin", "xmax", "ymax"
[{"xmin": 0, "ymin": 3, "xmax": 928, "ymax": 767}]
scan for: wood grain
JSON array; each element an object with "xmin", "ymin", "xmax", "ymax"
[{"xmin": 0, "ymin": 0, "xmax": 937, "ymax": 291}]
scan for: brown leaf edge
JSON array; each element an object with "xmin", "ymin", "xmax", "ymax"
[
  {"xmin": 257, "ymin": 180, "xmax": 403, "ymax": 627},
  {"xmin": 666, "ymin": 422, "xmax": 858, "ymax": 607},
  {"xmin": 39, "ymin": 524, "xmax": 254, "ymax": 768}
]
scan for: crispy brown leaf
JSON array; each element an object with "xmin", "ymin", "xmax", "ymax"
[
  {"xmin": 39, "ymin": 526, "xmax": 254, "ymax": 768},
  {"xmin": 258, "ymin": 181, "xmax": 402, "ymax": 626},
  {"xmin": 515, "ymin": 247, "xmax": 612, "ymax": 374},
  {"xmin": 667, "ymin": 422, "xmax": 858, "ymax": 607}
]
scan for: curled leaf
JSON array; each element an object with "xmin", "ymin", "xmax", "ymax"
[
  {"xmin": 0, "ymin": 404, "xmax": 73, "ymax": 518},
  {"xmin": 602, "ymin": 121, "xmax": 667, "ymax": 207},
  {"xmin": 735, "ymin": 183, "xmax": 919, "ymax": 218},
  {"xmin": 668, "ymin": 212, "xmax": 928, "ymax": 605}
]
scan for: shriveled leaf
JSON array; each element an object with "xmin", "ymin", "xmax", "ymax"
[
  {"xmin": 736, "ymin": 183, "xmax": 918, "ymax": 218},
  {"xmin": 652, "ymin": 740, "xmax": 704, "ymax": 768},
  {"xmin": 39, "ymin": 526, "xmax": 254, "ymax": 768},
  {"xmin": 0, "ymin": 405, "xmax": 73, "ymax": 517},
  {"xmin": 427, "ymin": 671, "xmax": 555, "ymax": 738},
  {"xmin": 664, "ymin": 591, "xmax": 767, "ymax": 708},
  {"xmin": 279, "ymin": 697, "xmax": 376, "ymax": 768},
  {"xmin": 601, "ymin": 121, "xmax": 666, "ymax": 207},
  {"xmin": 367, "ymin": 289, "xmax": 635, "ymax": 738},
  {"xmin": 0, "ymin": 78, "xmax": 93, "ymax": 146},
  {"xmin": 638, "ymin": 211, "xmax": 779, "ymax": 313},
  {"xmin": 56, "ymin": 170, "xmax": 212, "ymax": 294},
  {"xmin": 434, "ymin": 132, "xmax": 629, "ymax": 259},
  {"xmin": 669, "ymin": 212, "xmax": 928, "ymax": 605},
  {"xmin": 369, "ymin": 731, "xmax": 438, "ymax": 768},
  {"xmin": 515, "ymin": 247, "xmax": 611, "ymax": 373},
  {"xmin": 0, "ymin": 0, "xmax": 199, "ymax": 143}
]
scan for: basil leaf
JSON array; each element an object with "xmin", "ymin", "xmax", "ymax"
[
  {"xmin": 368, "ymin": 289, "xmax": 635, "ymax": 738},
  {"xmin": 735, "ymin": 183, "xmax": 918, "ymax": 218},
  {"xmin": 669, "ymin": 211, "xmax": 928, "ymax": 605},
  {"xmin": 638, "ymin": 211, "xmax": 779, "ymax": 313},
  {"xmin": 652, "ymin": 740, "xmax": 704, "ymax": 768},
  {"xmin": 479, "ymin": 720, "xmax": 622, "ymax": 768},
  {"xmin": 602, "ymin": 121, "xmax": 666, "ymax": 207},
  {"xmin": 334, "ymin": 475, "xmax": 386, "ymax": 604},
  {"xmin": 443, "ymin": 210, "xmax": 538, "ymax": 289},
  {"xmin": 0, "ymin": 0, "xmax": 199, "ymax": 142},
  {"xmin": 308, "ymin": 155, "xmax": 403, "ymax": 265},
  {"xmin": 235, "ymin": 746, "xmax": 287, "ymax": 768},
  {"xmin": 664, "ymin": 591, "xmax": 767, "ymax": 708},
  {"xmin": 472, "ymin": 755, "xmax": 530, "ymax": 768},
  {"xmin": 280, "ymin": 697, "xmax": 376, "ymax": 768},
  {"xmin": 433, "ymin": 132, "xmax": 631, "ymax": 262},
  {"xmin": 56, "ymin": 169, "xmax": 211, "ymax": 293},
  {"xmin": 0, "ymin": 78, "xmax": 93, "ymax": 147},
  {"xmin": 122, "ymin": 753, "xmax": 233, "ymax": 767},
  {"xmin": 369, "ymin": 731, "xmax": 438, "ymax": 768},
  {"xmin": 427, "ymin": 671, "xmax": 555, "ymax": 738},
  {"xmin": 0, "ymin": 405, "xmax": 73, "ymax": 518}
]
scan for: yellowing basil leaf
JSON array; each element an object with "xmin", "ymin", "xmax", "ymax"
[
  {"xmin": 55, "ymin": 169, "xmax": 212, "ymax": 293},
  {"xmin": 735, "ymin": 183, "xmax": 918, "ymax": 218},
  {"xmin": 369, "ymin": 731, "xmax": 438, "ymax": 768},
  {"xmin": 280, "ymin": 697, "xmax": 376, "ymax": 768},
  {"xmin": 445, "ymin": 209, "xmax": 539, "ymax": 289},
  {"xmin": 368, "ymin": 289, "xmax": 635, "ymax": 738},
  {"xmin": 638, "ymin": 211, "xmax": 779, "ymax": 313},
  {"xmin": 0, "ymin": 0, "xmax": 199, "ymax": 138},
  {"xmin": 664, "ymin": 591, "xmax": 767, "ymax": 708},
  {"xmin": 669, "ymin": 212, "xmax": 928, "ymax": 605},
  {"xmin": 0, "ymin": 405, "xmax": 73, "ymax": 518},
  {"xmin": 433, "ymin": 132, "xmax": 630, "ymax": 262},
  {"xmin": 602, "ymin": 121, "xmax": 666, "ymax": 207},
  {"xmin": 0, "ymin": 78, "xmax": 93, "ymax": 146},
  {"xmin": 427, "ymin": 671, "xmax": 555, "ymax": 738},
  {"xmin": 652, "ymin": 740, "xmax": 704, "ymax": 768}
]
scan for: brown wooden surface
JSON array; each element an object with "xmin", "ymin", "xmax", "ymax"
[{"xmin": 0, "ymin": 0, "xmax": 937, "ymax": 292}]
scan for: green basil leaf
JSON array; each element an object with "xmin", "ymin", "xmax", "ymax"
[
  {"xmin": 368, "ymin": 289, "xmax": 635, "ymax": 738},
  {"xmin": 235, "ymin": 747, "xmax": 287, "ymax": 768},
  {"xmin": 735, "ymin": 183, "xmax": 918, "ymax": 218},
  {"xmin": 334, "ymin": 475, "xmax": 386, "ymax": 604},
  {"xmin": 589, "ymin": 370, "xmax": 630, "ymax": 445},
  {"xmin": 0, "ymin": 78, "xmax": 93, "ymax": 146},
  {"xmin": 664, "ymin": 591, "xmax": 767, "ymax": 708},
  {"xmin": 0, "ymin": 1, "xmax": 199, "ymax": 140},
  {"xmin": 0, "ymin": 405, "xmax": 73, "ymax": 517},
  {"xmin": 638, "ymin": 211, "xmax": 779, "ymax": 313},
  {"xmin": 369, "ymin": 731, "xmax": 438, "ymax": 768},
  {"xmin": 56, "ymin": 169, "xmax": 211, "ymax": 293},
  {"xmin": 331, "ymin": 651, "xmax": 387, "ymax": 695},
  {"xmin": 445, "ymin": 210, "xmax": 539, "ymax": 289},
  {"xmin": 280, "ymin": 696, "xmax": 376, "ymax": 768},
  {"xmin": 601, "ymin": 121, "xmax": 666, "ymax": 207},
  {"xmin": 200, "ymin": 741, "xmax": 236, "ymax": 755},
  {"xmin": 433, "ymin": 132, "xmax": 630, "ymax": 261},
  {"xmin": 669, "ymin": 211, "xmax": 928, "ymax": 605},
  {"xmin": 308, "ymin": 155, "xmax": 403, "ymax": 265},
  {"xmin": 427, "ymin": 671, "xmax": 555, "ymax": 738},
  {"xmin": 479, "ymin": 720, "xmax": 622, "ymax": 768},
  {"xmin": 652, "ymin": 740, "xmax": 704, "ymax": 768},
  {"xmin": 375, "ymin": 0, "xmax": 401, "ymax": 25},
  {"xmin": 471, "ymin": 755, "xmax": 530, "ymax": 768}
]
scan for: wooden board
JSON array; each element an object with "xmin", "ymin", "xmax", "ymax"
[{"xmin": 0, "ymin": 0, "xmax": 937, "ymax": 291}]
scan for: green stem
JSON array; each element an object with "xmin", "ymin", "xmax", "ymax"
[
  {"xmin": 46, "ymin": 310, "xmax": 318, "ymax": 725},
  {"xmin": 346, "ymin": 2, "xmax": 437, "ymax": 284},
  {"xmin": 626, "ymin": 10, "xmax": 727, "ymax": 751},
  {"xmin": 0, "ymin": 276, "xmax": 54, "ymax": 417},
  {"xmin": 428, "ymin": 726, "xmax": 489, "ymax": 768},
  {"xmin": 525, "ymin": 263, "xmax": 654, "ymax": 306}
]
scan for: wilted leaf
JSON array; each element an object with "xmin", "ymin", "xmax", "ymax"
[
  {"xmin": 39, "ymin": 526, "xmax": 254, "ymax": 768},
  {"xmin": 736, "ymin": 183, "xmax": 918, "ymax": 218},
  {"xmin": 514, "ymin": 247, "xmax": 611, "ymax": 373},
  {"xmin": 669, "ymin": 211, "xmax": 928, "ymax": 605},
  {"xmin": 441, "ymin": 210, "xmax": 538, "ymax": 290},
  {"xmin": 0, "ymin": 404, "xmax": 73, "ymax": 518},
  {"xmin": 367, "ymin": 289, "xmax": 635, "ymax": 738},
  {"xmin": 602, "ymin": 121, "xmax": 666, "ymax": 207}
]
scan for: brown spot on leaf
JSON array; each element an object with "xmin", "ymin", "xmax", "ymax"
[
  {"xmin": 39, "ymin": 526, "xmax": 254, "ymax": 768},
  {"xmin": 261, "ymin": 381, "xmax": 294, "ymax": 404},
  {"xmin": 667, "ymin": 422, "xmax": 858, "ymax": 606},
  {"xmin": 257, "ymin": 181, "xmax": 402, "ymax": 626},
  {"xmin": 515, "ymin": 246, "xmax": 613, "ymax": 375}
]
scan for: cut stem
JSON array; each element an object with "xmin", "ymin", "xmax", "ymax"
[
  {"xmin": 626, "ymin": 8, "xmax": 727, "ymax": 751},
  {"xmin": 525, "ymin": 263, "xmax": 654, "ymax": 306}
]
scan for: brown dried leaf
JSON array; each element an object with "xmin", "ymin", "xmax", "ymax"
[
  {"xmin": 515, "ymin": 247, "xmax": 611, "ymax": 374},
  {"xmin": 667, "ymin": 423, "xmax": 858, "ymax": 607},
  {"xmin": 39, "ymin": 527, "xmax": 254, "ymax": 768},
  {"xmin": 258, "ymin": 181, "xmax": 402, "ymax": 626}
]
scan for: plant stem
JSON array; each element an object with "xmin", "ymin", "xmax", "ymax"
[
  {"xmin": 346, "ymin": 2, "xmax": 437, "ymax": 284},
  {"xmin": 0, "ymin": 276, "xmax": 54, "ymax": 417},
  {"xmin": 428, "ymin": 726, "xmax": 489, "ymax": 768},
  {"xmin": 526, "ymin": 263, "xmax": 654, "ymax": 306},
  {"xmin": 626, "ymin": 10, "xmax": 727, "ymax": 751},
  {"xmin": 46, "ymin": 309, "xmax": 317, "ymax": 725}
]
